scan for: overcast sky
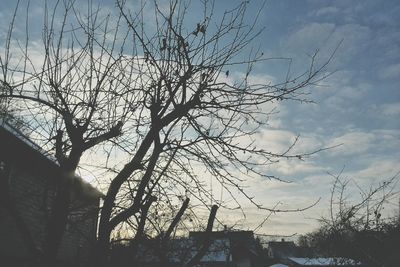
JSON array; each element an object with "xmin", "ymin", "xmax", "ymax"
[{"xmin": 1, "ymin": 0, "xmax": 399, "ymax": 238}]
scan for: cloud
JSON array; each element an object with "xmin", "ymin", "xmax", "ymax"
[
  {"xmin": 315, "ymin": 6, "xmax": 339, "ymax": 17},
  {"xmin": 217, "ymin": 199, "xmax": 321, "ymax": 236},
  {"xmin": 325, "ymin": 131, "xmax": 375, "ymax": 156},
  {"xmin": 346, "ymin": 159, "xmax": 399, "ymax": 185},
  {"xmin": 325, "ymin": 128, "xmax": 400, "ymax": 156},
  {"xmin": 284, "ymin": 22, "xmax": 371, "ymax": 68},
  {"xmin": 257, "ymin": 129, "xmax": 298, "ymax": 154},
  {"xmin": 313, "ymin": 71, "xmax": 371, "ymax": 115},
  {"xmin": 379, "ymin": 63, "xmax": 400, "ymax": 80},
  {"xmin": 381, "ymin": 102, "xmax": 400, "ymax": 116},
  {"xmin": 368, "ymin": 4, "xmax": 400, "ymax": 28},
  {"xmin": 272, "ymin": 160, "xmax": 325, "ymax": 176},
  {"xmin": 303, "ymin": 173, "xmax": 333, "ymax": 187},
  {"xmin": 285, "ymin": 22, "xmax": 335, "ymax": 52},
  {"xmin": 256, "ymin": 128, "xmax": 324, "ymax": 156},
  {"xmin": 246, "ymin": 73, "xmax": 276, "ymax": 85}
]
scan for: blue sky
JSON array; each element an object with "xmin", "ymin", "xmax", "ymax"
[
  {"xmin": 1, "ymin": 0, "xmax": 399, "ymax": 237},
  {"xmin": 236, "ymin": 0, "xmax": 400, "ymax": 235},
  {"xmin": 175, "ymin": 0, "xmax": 400, "ymax": 236}
]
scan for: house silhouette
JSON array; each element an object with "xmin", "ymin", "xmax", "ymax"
[{"xmin": 0, "ymin": 118, "xmax": 102, "ymax": 266}]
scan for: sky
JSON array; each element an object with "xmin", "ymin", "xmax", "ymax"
[
  {"xmin": 233, "ymin": 0, "xmax": 400, "ymax": 237},
  {"xmin": 1, "ymin": 0, "xmax": 399, "ymax": 238}
]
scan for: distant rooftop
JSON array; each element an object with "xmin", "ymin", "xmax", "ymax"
[
  {"xmin": 268, "ymin": 240, "xmax": 300, "ymax": 259},
  {"xmin": 289, "ymin": 257, "xmax": 362, "ymax": 266}
]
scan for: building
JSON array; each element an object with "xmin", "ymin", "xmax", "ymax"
[
  {"xmin": 269, "ymin": 257, "xmax": 362, "ymax": 267},
  {"xmin": 267, "ymin": 239, "xmax": 301, "ymax": 260},
  {"xmin": 189, "ymin": 230, "xmax": 258, "ymax": 267},
  {"xmin": 110, "ymin": 230, "xmax": 260, "ymax": 267},
  {"xmin": 267, "ymin": 239, "xmax": 363, "ymax": 267},
  {"xmin": 0, "ymin": 118, "xmax": 102, "ymax": 266}
]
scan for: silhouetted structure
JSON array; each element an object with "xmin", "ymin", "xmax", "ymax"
[
  {"xmin": 0, "ymin": 118, "xmax": 102, "ymax": 266},
  {"xmin": 190, "ymin": 230, "xmax": 258, "ymax": 267},
  {"xmin": 110, "ymin": 230, "xmax": 259, "ymax": 267},
  {"xmin": 269, "ymin": 257, "xmax": 362, "ymax": 267},
  {"xmin": 267, "ymin": 239, "xmax": 363, "ymax": 267},
  {"xmin": 267, "ymin": 239, "xmax": 301, "ymax": 260}
]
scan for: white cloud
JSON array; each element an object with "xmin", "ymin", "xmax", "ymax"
[
  {"xmin": 257, "ymin": 127, "xmax": 324, "ymax": 155},
  {"xmin": 271, "ymin": 160, "xmax": 325, "ymax": 176},
  {"xmin": 345, "ymin": 158, "xmax": 399, "ymax": 185},
  {"xmin": 246, "ymin": 73, "xmax": 276, "ymax": 85},
  {"xmin": 303, "ymin": 173, "xmax": 333, "ymax": 187},
  {"xmin": 257, "ymin": 129, "xmax": 298, "ymax": 154},
  {"xmin": 325, "ymin": 131, "xmax": 375, "ymax": 156}
]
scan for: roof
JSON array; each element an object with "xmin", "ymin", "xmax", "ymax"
[
  {"xmin": 125, "ymin": 237, "xmax": 232, "ymax": 264},
  {"xmin": 190, "ymin": 230, "xmax": 258, "ymax": 259},
  {"xmin": 288, "ymin": 257, "xmax": 361, "ymax": 266},
  {"xmin": 0, "ymin": 117, "xmax": 58, "ymax": 164},
  {"xmin": 268, "ymin": 240, "xmax": 300, "ymax": 259},
  {"xmin": 192, "ymin": 238, "xmax": 231, "ymax": 262},
  {"xmin": 190, "ymin": 230, "xmax": 254, "ymax": 240},
  {"xmin": 0, "ymin": 117, "xmax": 103, "ymax": 199},
  {"xmin": 112, "ymin": 230, "xmax": 260, "ymax": 265}
]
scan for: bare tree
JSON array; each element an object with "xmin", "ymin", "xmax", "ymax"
[
  {"xmin": 298, "ymin": 170, "xmax": 400, "ymax": 266},
  {"xmin": 1, "ymin": 0, "xmax": 131, "ymax": 264},
  {"xmin": 325, "ymin": 170, "xmax": 399, "ymax": 233},
  {"xmin": 1, "ymin": 0, "xmax": 332, "ymax": 266}
]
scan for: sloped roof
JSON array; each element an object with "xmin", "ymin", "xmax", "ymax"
[
  {"xmin": 0, "ymin": 117, "xmax": 58, "ymax": 164},
  {"xmin": 268, "ymin": 241, "xmax": 300, "ymax": 259},
  {"xmin": 128, "ymin": 237, "xmax": 231, "ymax": 264},
  {"xmin": 0, "ymin": 117, "xmax": 103, "ymax": 199},
  {"xmin": 288, "ymin": 257, "xmax": 361, "ymax": 266},
  {"xmin": 190, "ymin": 230, "xmax": 257, "ymax": 259}
]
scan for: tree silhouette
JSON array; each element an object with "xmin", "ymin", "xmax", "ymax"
[
  {"xmin": 298, "ymin": 171, "xmax": 400, "ymax": 266},
  {"xmin": 1, "ymin": 0, "xmax": 332, "ymax": 266}
]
